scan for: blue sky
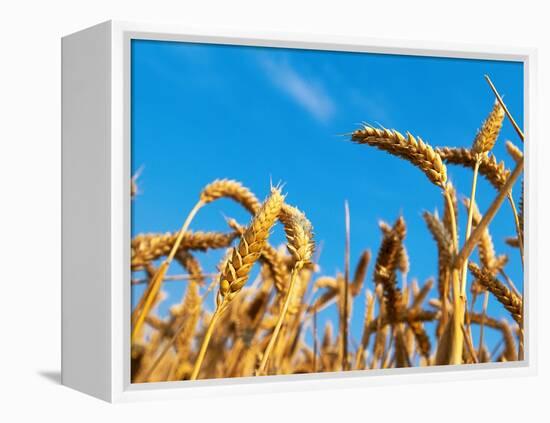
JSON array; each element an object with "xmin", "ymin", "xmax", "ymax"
[{"xmin": 131, "ymin": 39, "xmax": 524, "ymax": 360}]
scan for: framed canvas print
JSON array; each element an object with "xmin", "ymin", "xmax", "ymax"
[{"xmin": 61, "ymin": 21, "xmax": 537, "ymax": 402}]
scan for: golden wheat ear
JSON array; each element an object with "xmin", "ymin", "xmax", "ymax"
[
  {"xmin": 200, "ymin": 179, "xmax": 261, "ymax": 214},
  {"xmin": 472, "ymin": 101, "xmax": 505, "ymax": 158},
  {"xmin": 468, "ymin": 263, "xmax": 522, "ymax": 325},
  {"xmin": 131, "ymin": 230, "xmax": 238, "ymax": 269},
  {"xmin": 505, "ymin": 140, "xmax": 523, "ymax": 164},
  {"xmin": 351, "ymin": 125, "xmax": 447, "ymax": 188},
  {"xmin": 190, "ymin": 187, "xmax": 284, "ymax": 380},
  {"xmin": 218, "ymin": 187, "xmax": 285, "ymax": 302},
  {"xmin": 373, "ymin": 216, "xmax": 406, "ymax": 323}
]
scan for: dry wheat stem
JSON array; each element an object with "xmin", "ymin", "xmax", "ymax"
[
  {"xmin": 464, "ymin": 97, "xmax": 507, "ymax": 299},
  {"xmin": 131, "ymin": 201, "xmax": 204, "ymax": 342},
  {"xmin": 142, "ymin": 282, "xmax": 205, "ymax": 381},
  {"xmin": 190, "ymin": 188, "xmax": 284, "ymax": 380},
  {"xmin": 464, "ymin": 198, "xmax": 498, "ymax": 272},
  {"xmin": 440, "ymin": 185, "xmax": 465, "ymax": 365},
  {"xmin": 423, "ymin": 211, "xmax": 451, "ymax": 338},
  {"xmin": 461, "ymin": 323, "xmax": 479, "ymax": 364},
  {"xmin": 508, "ymin": 195, "xmax": 524, "ymax": 266},
  {"xmin": 257, "ymin": 204, "xmax": 313, "ymax": 375},
  {"xmin": 142, "ymin": 280, "xmax": 220, "ymax": 379},
  {"xmin": 313, "ymin": 310, "xmax": 318, "ymax": 372},
  {"xmin": 342, "ymin": 200, "xmax": 351, "ymax": 371},
  {"xmin": 456, "ymin": 158, "xmax": 524, "ymax": 269},
  {"xmin": 189, "ymin": 306, "xmax": 223, "ymax": 380},
  {"xmin": 477, "ymin": 290, "xmax": 490, "ymax": 358},
  {"xmin": 470, "ymin": 313, "xmax": 517, "ymax": 362},
  {"xmin": 445, "ymin": 269, "xmax": 465, "ymax": 365},
  {"xmin": 484, "ymin": 75, "xmax": 524, "ymax": 142},
  {"xmin": 257, "ymin": 266, "xmax": 301, "ymax": 375},
  {"xmin": 131, "ymin": 273, "xmax": 219, "ymax": 285},
  {"xmin": 355, "ymin": 290, "xmax": 375, "ymax": 369},
  {"xmin": 461, "ymin": 159, "xmax": 481, "ymax": 298}
]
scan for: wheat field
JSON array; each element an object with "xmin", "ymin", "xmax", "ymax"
[{"xmin": 130, "ymin": 75, "xmax": 524, "ymax": 383}]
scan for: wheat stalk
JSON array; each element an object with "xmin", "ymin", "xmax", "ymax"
[
  {"xmin": 461, "ymin": 100, "xmax": 504, "ymax": 306},
  {"xmin": 257, "ymin": 203, "xmax": 314, "ymax": 375},
  {"xmin": 191, "ymin": 187, "xmax": 283, "ymax": 379},
  {"xmin": 341, "ymin": 201, "xmax": 351, "ymax": 370},
  {"xmin": 463, "ymin": 199, "xmax": 499, "ymax": 271},
  {"xmin": 484, "ymin": 75, "xmax": 524, "ymax": 141},
  {"xmin": 457, "ymin": 158, "xmax": 524, "ymax": 269},
  {"xmin": 441, "ymin": 146, "xmax": 524, "ymax": 265},
  {"xmin": 437, "ymin": 146, "xmax": 524, "ymax": 263},
  {"xmin": 133, "ymin": 179, "xmax": 264, "ymax": 341},
  {"xmin": 423, "ymin": 211, "xmax": 453, "ymax": 339},
  {"xmin": 354, "ymin": 289, "xmax": 375, "ymax": 369},
  {"xmin": 468, "ymin": 313, "xmax": 518, "ymax": 361},
  {"xmin": 362, "ymin": 308, "xmax": 439, "ymax": 355},
  {"xmin": 463, "ymin": 197, "xmax": 507, "ymax": 353}
]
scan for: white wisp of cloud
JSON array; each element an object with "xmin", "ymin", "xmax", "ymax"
[{"xmin": 260, "ymin": 57, "xmax": 335, "ymax": 123}]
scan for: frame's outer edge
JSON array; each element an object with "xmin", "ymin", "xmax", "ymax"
[
  {"xmin": 61, "ymin": 21, "xmax": 112, "ymax": 402},
  {"xmin": 524, "ymin": 49, "xmax": 538, "ymax": 373},
  {"xmin": 91, "ymin": 20, "xmax": 536, "ymax": 403},
  {"xmin": 110, "ymin": 20, "xmax": 126, "ymax": 403}
]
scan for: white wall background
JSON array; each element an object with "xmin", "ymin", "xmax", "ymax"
[{"xmin": 0, "ymin": 1, "xmax": 548, "ymax": 421}]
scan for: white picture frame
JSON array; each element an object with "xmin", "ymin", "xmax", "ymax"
[{"xmin": 61, "ymin": 20, "xmax": 537, "ymax": 403}]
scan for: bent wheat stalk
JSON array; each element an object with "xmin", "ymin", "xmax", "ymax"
[
  {"xmin": 131, "ymin": 179, "xmax": 259, "ymax": 342},
  {"xmin": 191, "ymin": 187, "xmax": 283, "ymax": 380}
]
